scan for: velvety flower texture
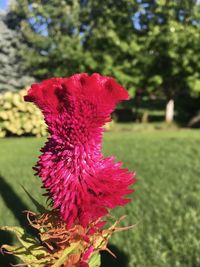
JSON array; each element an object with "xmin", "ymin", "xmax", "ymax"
[{"xmin": 25, "ymin": 73, "xmax": 136, "ymax": 228}]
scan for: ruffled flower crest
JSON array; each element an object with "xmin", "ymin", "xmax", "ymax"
[{"xmin": 25, "ymin": 73, "xmax": 136, "ymax": 228}]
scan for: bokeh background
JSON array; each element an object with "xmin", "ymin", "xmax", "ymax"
[{"xmin": 0, "ymin": 0, "xmax": 200, "ymax": 266}]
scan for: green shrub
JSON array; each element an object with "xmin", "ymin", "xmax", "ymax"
[{"xmin": 0, "ymin": 90, "xmax": 46, "ymax": 137}]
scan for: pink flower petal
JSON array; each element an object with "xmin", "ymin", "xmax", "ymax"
[{"xmin": 25, "ymin": 73, "xmax": 136, "ymax": 228}]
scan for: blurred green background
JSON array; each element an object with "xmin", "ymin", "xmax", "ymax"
[
  {"xmin": 1, "ymin": 0, "xmax": 200, "ymax": 127},
  {"xmin": 0, "ymin": 0, "xmax": 200, "ymax": 266}
]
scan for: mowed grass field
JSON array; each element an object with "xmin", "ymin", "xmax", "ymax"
[{"xmin": 0, "ymin": 130, "xmax": 200, "ymax": 267}]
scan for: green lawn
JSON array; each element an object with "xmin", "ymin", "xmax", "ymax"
[{"xmin": 0, "ymin": 130, "xmax": 200, "ymax": 267}]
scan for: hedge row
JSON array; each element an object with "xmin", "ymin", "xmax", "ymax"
[{"xmin": 0, "ymin": 90, "xmax": 47, "ymax": 137}]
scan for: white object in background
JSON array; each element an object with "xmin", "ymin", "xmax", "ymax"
[{"xmin": 165, "ymin": 99, "xmax": 174, "ymax": 123}]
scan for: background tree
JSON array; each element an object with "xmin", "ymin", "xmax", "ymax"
[
  {"xmin": 136, "ymin": 0, "xmax": 200, "ymax": 122},
  {"xmin": 79, "ymin": 0, "xmax": 142, "ymax": 91},
  {"xmin": 7, "ymin": 0, "xmax": 142, "ymax": 94},
  {"xmin": 0, "ymin": 11, "xmax": 34, "ymax": 91},
  {"xmin": 6, "ymin": 0, "xmax": 91, "ymax": 79},
  {"xmin": 6, "ymin": 0, "xmax": 200, "ymax": 124}
]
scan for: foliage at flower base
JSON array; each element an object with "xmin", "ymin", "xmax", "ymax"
[{"xmin": 1, "ymin": 210, "xmax": 133, "ymax": 267}]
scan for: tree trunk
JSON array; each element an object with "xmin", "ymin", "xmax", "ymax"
[{"xmin": 165, "ymin": 99, "xmax": 174, "ymax": 123}]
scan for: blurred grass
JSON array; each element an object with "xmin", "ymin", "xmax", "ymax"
[
  {"xmin": 0, "ymin": 130, "xmax": 200, "ymax": 266},
  {"xmin": 108, "ymin": 122, "xmax": 179, "ymax": 132}
]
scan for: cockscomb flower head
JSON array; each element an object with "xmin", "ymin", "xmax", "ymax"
[{"xmin": 25, "ymin": 73, "xmax": 136, "ymax": 228}]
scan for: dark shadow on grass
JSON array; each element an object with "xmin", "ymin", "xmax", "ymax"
[
  {"xmin": 0, "ymin": 174, "xmax": 40, "ymax": 265},
  {"xmin": 0, "ymin": 230, "xmax": 17, "ymax": 266},
  {"xmin": 101, "ymin": 244, "xmax": 129, "ymax": 267},
  {"xmin": 0, "ymin": 174, "xmax": 37, "ymax": 236}
]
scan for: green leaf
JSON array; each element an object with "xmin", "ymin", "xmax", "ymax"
[
  {"xmin": 1, "ymin": 244, "xmax": 45, "ymax": 266},
  {"xmin": 1, "ymin": 226, "xmax": 36, "ymax": 248},
  {"xmin": 1, "ymin": 226, "xmax": 49, "ymax": 266},
  {"xmin": 21, "ymin": 185, "xmax": 47, "ymax": 213},
  {"xmin": 52, "ymin": 242, "xmax": 81, "ymax": 267},
  {"xmin": 88, "ymin": 253, "xmax": 101, "ymax": 267}
]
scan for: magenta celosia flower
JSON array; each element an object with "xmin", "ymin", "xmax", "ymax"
[{"xmin": 25, "ymin": 73, "xmax": 136, "ymax": 228}]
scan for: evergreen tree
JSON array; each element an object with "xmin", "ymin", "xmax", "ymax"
[{"xmin": 0, "ymin": 11, "xmax": 34, "ymax": 92}]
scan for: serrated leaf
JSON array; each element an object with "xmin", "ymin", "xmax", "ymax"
[
  {"xmin": 1, "ymin": 226, "xmax": 36, "ymax": 248},
  {"xmin": 2, "ymin": 244, "xmax": 38, "ymax": 264},
  {"xmin": 1, "ymin": 244, "xmax": 20, "ymax": 253},
  {"xmin": 1, "ymin": 226, "xmax": 49, "ymax": 266}
]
